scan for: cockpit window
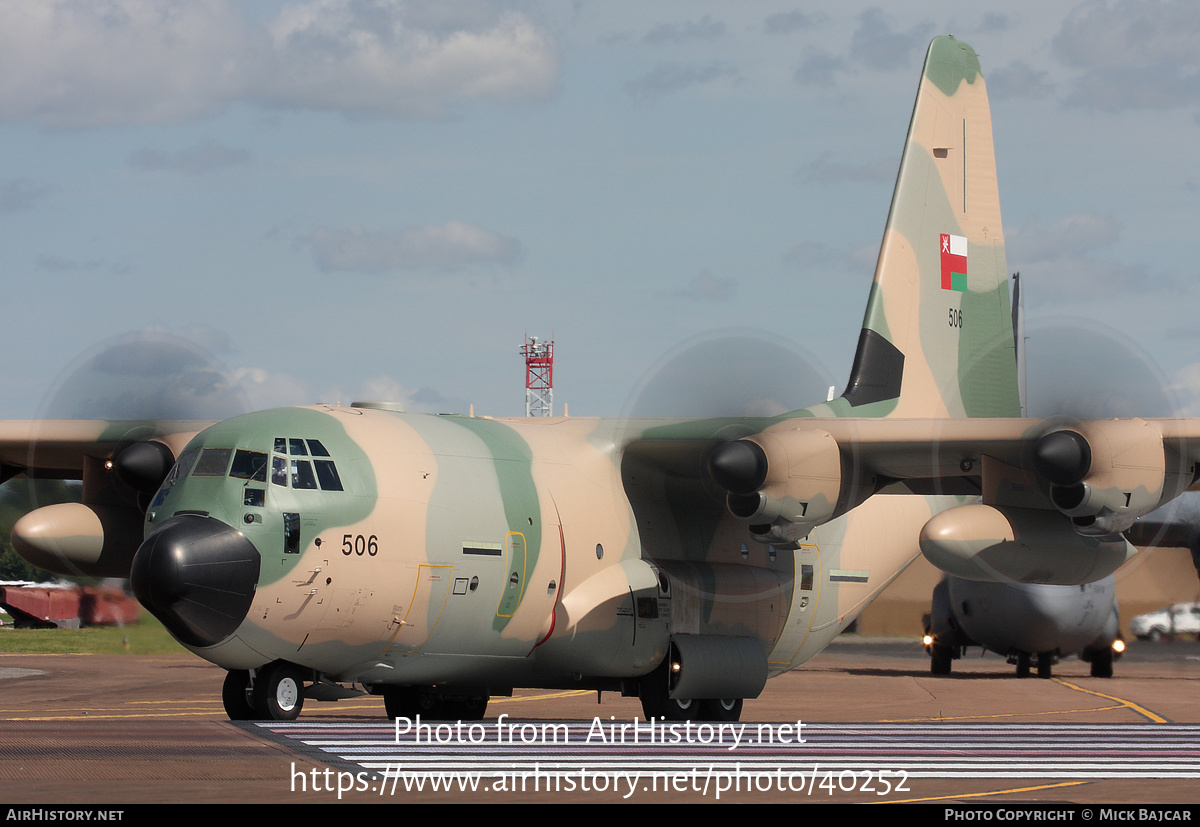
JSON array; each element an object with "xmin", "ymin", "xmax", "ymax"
[
  {"xmin": 290, "ymin": 459, "xmax": 318, "ymax": 489},
  {"xmin": 271, "ymin": 456, "xmax": 288, "ymax": 486},
  {"xmin": 230, "ymin": 450, "xmax": 268, "ymax": 482},
  {"xmin": 165, "ymin": 448, "xmax": 199, "ymax": 486},
  {"xmin": 314, "ymin": 460, "xmax": 343, "ymax": 491},
  {"xmin": 270, "ymin": 437, "xmax": 345, "ymax": 492},
  {"xmin": 193, "ymin": 448, "xmax": 233, "ymax": 476}
]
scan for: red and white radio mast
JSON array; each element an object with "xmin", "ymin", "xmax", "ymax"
[{"xmin": 521, "ymin": 335, "xmax": 554, "ymax": 417}]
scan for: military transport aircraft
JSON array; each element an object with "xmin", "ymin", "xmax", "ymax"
[
  {"xmin": 923, "ymin": 575, "xmax": 1122, "ymax": 678},
  {"xmin": 4, "ymin": 36, "xmax": 1197, "ymax": 723}
]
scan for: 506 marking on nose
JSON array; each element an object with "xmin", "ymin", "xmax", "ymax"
[{"xmin": 342, "ymin": 534, "xmax": 379, "ymax": 556}]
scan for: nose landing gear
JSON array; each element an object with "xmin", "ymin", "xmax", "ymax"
[{"xmin": 221, "ymin": 662, "xmax": 308, "ymax": 721}]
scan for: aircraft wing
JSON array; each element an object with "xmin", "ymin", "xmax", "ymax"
[
  {"xmin": 0, "ymin": 419, "xmax": 216, "ymax": 578},
  {"xmin": 0, "ymin": 420, "xmax": 215, "ymax": 482},
  {"xmin": 625, "ymin": 414, "xmax": 1200, "ymax": 531},
  {"xmin": 817, "ymin": 417, "xmax": 1200, "ymax": 487},
  {"xmin": 622, "ymin": 414, "xmax": 1200, "ymax": 584}
]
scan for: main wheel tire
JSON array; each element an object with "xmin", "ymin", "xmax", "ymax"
[
  {"xmin": 1037, "ymin": 652, "xmax": 1053, "ymax": 679},
  {"xmin": 699, "ymin": 698, "xmax": 743, "ymax": 722},
  {"xmin": 639, "ymin": 658, "xmax": 699, "ymax": 722},
  {"xmin": 222, "ymin": 670, "xmax": 255, "ymax": 720},
  {"xmin": 647, "ymin": 695, "xmax": 700, "ymax": 722},
  {"xmin": 383, "ymin": 686, "xmax": 446, "ymax": 720},
  {"xmin": 1016, "ymin": 651, "xmax": 1031, "ymax": 678},
  {"xmin": 254, "ymin": 662, "xmax": 306, "ymax": 721},
  {"xmin": 442, "ymin": 695, "xmax": 489, "ymax": 721},
  {"xmin": 930, "ymin": 644, "xmax": 953, "ymax": 675},
  {"xmin": 1090, "ymin": 649, "xmax": 1114, "ymax": 678}
]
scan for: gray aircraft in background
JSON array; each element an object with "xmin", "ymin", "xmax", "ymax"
[
  {"xmin": 920, "ymin": 275, "xmax": 1200, "ymax": 681},
  {"xmin": 923, "ymin": 574, "xmax": 1122, "ymax": 678}
]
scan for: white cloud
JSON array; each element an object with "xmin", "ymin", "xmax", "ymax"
[
  {"xmin": 799, "ymin": 151, "xmax": 895, "ymax": 185},
  {"xmin": 1006, "ymin": 213, "xmax": 1162, "ymax": 297},
  {"xmin": 1053, "ymin": 0, "xmax": 1200, "ymax": 111},
  {"xmin": 849, "ymin": 9, "xmax": 934, "ymax": 73},
  {"xmin": 0, "ymin": 0, "xmax": 558, "ymax": 127},
  {"xmin": 1007, "ymin": 212, "xmax": 1121, "ymax": 263},
  {"xmin": 232, "ymin": 366, "xmax": 312, "ymax": 410},
  {"xmin": 261, "ymin": 1, "xmax": 558, "ymax": 118},
  {"xmin": 303, "ymin": 221, "xmax": 523, "ymax": 273},
  {"xmin": 624, "ymin": 61, "xmax": 739, "ymax": 99},
  {"xmin": 353, "ymin": 375, "xmax": 468, "ymax": 413},
  {"xmin": 763, "ymin": 11, "xmax": 825, "ymax": 36},
  {"xmin": 1170, "ymin": 363, "xmax": 1200, "ymax": 416},
  {"xmin": 0, "ymin": 0, "xmax": 248, "ymax": 127},
  {"xmin": 1054, "ymin": 0, "xmax": 1200, "ymax": 69},
  {"xmin": 643, "ymin": 15, "xmax": 726, "ymax": 46},
  {"xmin": 987, "ymin": 60, "xmax": 1055, "ymax": 101},
  {"xmin": 232, "ymin": 367, "xmax": 469, "ymax": 413},
  {"xmin": 0, "ymin": 179, "xmax": 53, "ymax": 212},
  {"xmin": 660, "ymin": 270, "xmax": 736, "ymax": 302},
  {"xmin": 128, "ymin": 141, "xmax": 254, "ymax": 175}
]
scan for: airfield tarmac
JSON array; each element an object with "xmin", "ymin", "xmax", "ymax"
[{"xmin": 3, "ymin": 639, "xmax": 1200, "ymax": 805}]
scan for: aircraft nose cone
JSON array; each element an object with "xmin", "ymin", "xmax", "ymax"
[{"xmin": 130, "ymin": 514, "xmax": 260, "ymax": 648}]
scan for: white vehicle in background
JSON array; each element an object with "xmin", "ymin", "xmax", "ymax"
[{"xmin": 1130, "ymin": 603, "xmax": 1200, "ymax": 641}]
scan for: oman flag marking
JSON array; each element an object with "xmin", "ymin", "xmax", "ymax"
[{"xmin": 940, "ymin": 233, "xmax": 967, "ymax": 292}]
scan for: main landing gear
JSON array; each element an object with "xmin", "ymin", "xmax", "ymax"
[
  {"xmin": 381, "ymin": 686, "xmax": 490, "ymax": 721},
  {"xmin": 1012, "ymin": 651, "xmax": 1055, "ymax": 679},
  {"xmin": 1087, "ymin": 647, "xmax": 1114, "ymax": 678},
  {"xmin": 638, "ymin": 657, "xmax": 744, "ymax": 722}
]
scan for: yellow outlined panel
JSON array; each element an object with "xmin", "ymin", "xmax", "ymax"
[{"xmin": 384, "ymin": 564, "xmax": 453, "ymax": 653}]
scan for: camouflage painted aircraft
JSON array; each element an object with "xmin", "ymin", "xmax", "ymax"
[{"xmin": 3, "ymin": 36, "xmax": 1198, "ymax": 722}]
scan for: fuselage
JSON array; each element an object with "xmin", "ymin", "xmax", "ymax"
[
  {"xmin": 131, "ymin": 404, "xmax": 942, "ymax": 693},
  {"xmin": 945, "ymin": 575, "xmax": 1118, "ymax": 656}
]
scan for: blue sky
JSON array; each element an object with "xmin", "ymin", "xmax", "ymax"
[{"xmin": 4, "ymin": 1, "xmax": 1200, "ymax": 422}]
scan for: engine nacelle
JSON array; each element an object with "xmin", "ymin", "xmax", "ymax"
[
  {"xmin": 708, "ymin": 428, "xmax": 871, "ymax": 541},
  {"xmin": 1034, "ymin": 420, "xmax": 1194, "ymax": 536},
  {"xmin": 12, "ymin": 503, "xmax": 145, "ymax": 577},
  {"xmin": 920, "ymin": 503, "xmax": 1135, "ymax": 585}
]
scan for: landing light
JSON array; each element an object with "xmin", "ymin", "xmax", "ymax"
[
  {"xmin": 1112, "ymin": 639, "xmax": 1126, "ymax": 654},
  {"xmin": 922, "ymin": 633, "xmax": 934, "ymax": 646}
]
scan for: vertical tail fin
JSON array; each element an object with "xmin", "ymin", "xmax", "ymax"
[{"xmin": 839, "ymin": 36, "xmax": 1019, "ymax": 419}]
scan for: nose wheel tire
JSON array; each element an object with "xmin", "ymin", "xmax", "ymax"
[
  {"xmin": 221, "ymin": 670, "xmax": 255, "ymax": 721},
  {"xmin": 253, "ymin": 662, "xmax": 306, "ymax": 721}
]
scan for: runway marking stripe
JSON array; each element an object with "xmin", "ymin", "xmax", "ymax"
[
  {"xmin": 256, "ymin": 721, "xmax": 1200, "ymax": 780},
  {"xmin": 1052, "ymin": 677, "xmax": 1169, "ymax": 723},
  {"xmin": 878, "ymin": 781, "xmax": 1090, "ymax": 804}
]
